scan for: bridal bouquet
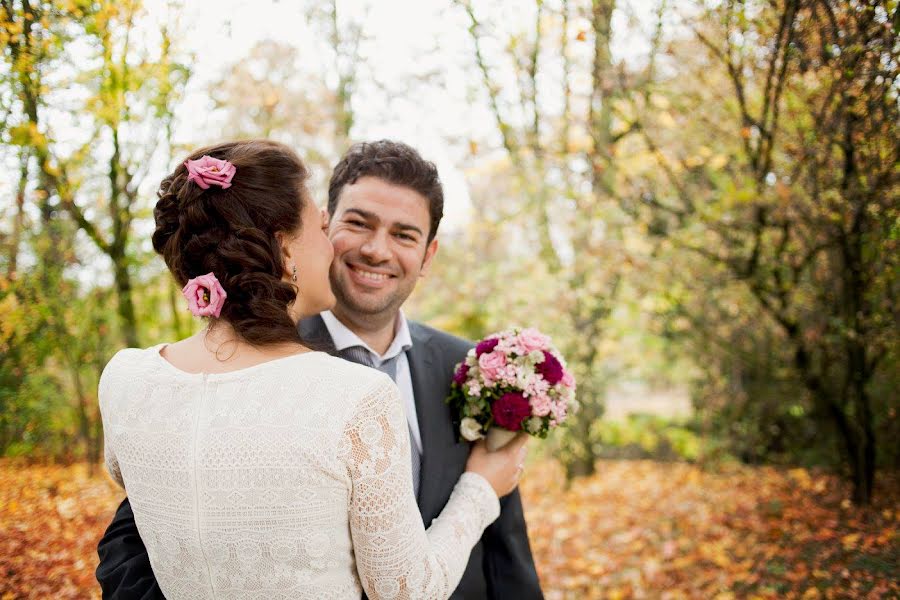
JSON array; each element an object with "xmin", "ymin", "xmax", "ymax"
[{"xmin": 447, "ymin": 328, "xmax": 577, "ymax": 451}]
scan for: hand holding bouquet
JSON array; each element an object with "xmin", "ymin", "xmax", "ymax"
[{"xmin": 447, "ymin": 328, "xmax": 577, "ymax": 451}]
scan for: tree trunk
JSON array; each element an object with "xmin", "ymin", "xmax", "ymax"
[
  {"xmin": 588, "ymin": 0, "xmax": 617, "ymax": 201},
  {"xmin": 563, "ymin": 406, "xmax": 601, "ymax": 481},
  {"xmin": 794, "ymin": 339, "xmax": 876, "ymax": 505},
  {"xmin": 848, "ymin": 348, "xmax": 876, "ymax": 505},
  {"xmin": 92, "ymin": 409, "xmax": 104, "ymax": 475},
  {"xmin": 112, "ymin": 253, "xmax": 139, "ymax": 348},
  {"xmin": 330, "ymin": 0, "xmax": 354, "ymax": 144},
  {"xmin": 842, "ymin": 413, "xmax": 874, "ymax": 506},
  {"xmin": 67, "ymin": 357, "xmax": 95, "ymax": 473},
  {"xmin": 7, "ymin": 150, "xmax": 28, "ymax": 278},
  {"xmin": 559, "ymin": 0, "xmax": 619, "ymax": 483}
]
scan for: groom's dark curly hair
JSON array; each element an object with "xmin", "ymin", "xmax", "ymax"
[{"xmin": 327, "ymin": 140, "xmax": 444, "ymax": 242}]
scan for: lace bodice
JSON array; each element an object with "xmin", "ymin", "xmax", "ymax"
[{"xmin": 99, "ymin": 345, "xmax": 500, "ymax": 599}]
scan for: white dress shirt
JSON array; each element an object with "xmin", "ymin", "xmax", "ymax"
[{"xmin": 320, "ymin": 310, "xmax": 423, "ymax": 455}]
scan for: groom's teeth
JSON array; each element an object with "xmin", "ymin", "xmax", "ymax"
[{"xmin": 356, "ymin": 269, "xmax": 389, "ymax": 281}]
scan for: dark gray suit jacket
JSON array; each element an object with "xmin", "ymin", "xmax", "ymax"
[{"xmin": 96, "ymin": 315, "xmax": 543, "ymax": 599}]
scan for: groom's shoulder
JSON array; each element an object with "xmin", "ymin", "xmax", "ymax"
[
  {"xmin": 409, "ymin": 321, "xmax": 474, "ymax": 357},
  {"xmin": 314, "ymin": 353, "xmax": 395, "ymax": 397}
]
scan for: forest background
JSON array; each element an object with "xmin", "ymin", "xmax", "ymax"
[{"xmin": 1, "ymin": 1, "xmax": 897, "ymax": 597}]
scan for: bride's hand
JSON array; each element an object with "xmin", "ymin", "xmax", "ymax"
[{"xmin": 464, "ymin": 433, "xmax": 529, "ymax": 497}]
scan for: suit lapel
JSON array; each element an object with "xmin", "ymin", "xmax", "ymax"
[
  {"xmin": 406, "ymin": 323, "xmax": 434, "ymax": 513},
  {"xmin": 298, "ymin": 314, "xmax": 337, "ymax": 355},
  {"xmin": 407, "ymin": 322, "xmax": 470, "ymax": 522}
]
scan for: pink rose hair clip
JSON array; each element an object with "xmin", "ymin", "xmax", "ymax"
[
  {"xmin": 182, "ymin": 272, "xmax": 227, "ymax": 318},
  {"xmin": 185, "ymin": 155, "xmax": 236, "ymax": 190}
]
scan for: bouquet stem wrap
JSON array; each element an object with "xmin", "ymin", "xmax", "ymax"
[{"xmin": 486, "ymin": 428, "xmax": 518, "ymax": 452}]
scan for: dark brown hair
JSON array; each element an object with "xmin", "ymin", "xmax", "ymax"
[
  {"xmin": 327, "ymin": 140, "xmax": 444, "ymax": 242},
  {"xmin": 152, "ymin": 140, "xmax": 308, "ymax": 346}
]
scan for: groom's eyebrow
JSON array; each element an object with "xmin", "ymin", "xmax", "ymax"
[
  {"xmin": 344, "ymin": 208, "xmax": 424, "ymax": 236},
  {"xmin": 343, "ymin": 208, "xmax": 376, "ymax": 221},
  {"xmin": 394, "ymin": 222, "xmax": 424, "ymax": 236}
]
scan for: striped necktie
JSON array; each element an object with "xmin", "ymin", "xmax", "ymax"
[{"xmin": 339, "ymin": 346, "xmax": 421, "ymax": 497}]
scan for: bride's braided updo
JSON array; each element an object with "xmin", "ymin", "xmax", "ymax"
[{"xmin": 152, "ymin": 140, "xmax": 310, "ymax": 346}]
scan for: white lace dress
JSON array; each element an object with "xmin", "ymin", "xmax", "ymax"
[{"xmin": 99, "ymin": 345, "xmax": 500, "ymax": 600}]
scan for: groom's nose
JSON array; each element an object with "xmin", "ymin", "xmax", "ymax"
[{"xmin": 359, "ymin": 230, "xmax": 391, "ymax": 263}]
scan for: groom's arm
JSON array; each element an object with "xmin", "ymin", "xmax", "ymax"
[
  {"xmin": 482, "ymin": 487, "xmax": 544, "ymax": 599},
  {"xmin": 96, "ymin": 498, "xmax": 165, "ymax": 599}
]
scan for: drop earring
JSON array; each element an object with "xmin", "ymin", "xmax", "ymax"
[{"xmin": 291, "ymin": 264, "xmax": 298, "ymax": 282}]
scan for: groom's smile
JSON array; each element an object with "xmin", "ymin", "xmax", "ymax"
[
  {"xmin": 346, "ymin": 262, "xmax": 396, "ymax": 286},
  {"xmin": 328, "ymin": 176, "xmax": 438, "ymax": 321}
]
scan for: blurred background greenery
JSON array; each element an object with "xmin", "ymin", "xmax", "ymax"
[{"xmin": 0, "ymin": 0, "xmax": 897, "ymax": 508}]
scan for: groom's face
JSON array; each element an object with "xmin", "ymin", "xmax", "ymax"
[{"xmin": 328, "ymin": 176, "xmax": 438, "ymax": 319}]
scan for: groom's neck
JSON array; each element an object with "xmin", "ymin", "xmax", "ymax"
[{"xmin": 331, "ymin": 306, "xmax": 398, "ymax": 356}]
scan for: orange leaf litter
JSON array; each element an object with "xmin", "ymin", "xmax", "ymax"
[{"xmin": 1, "ymin": 459, "xmax": 896, "ymax": 599}]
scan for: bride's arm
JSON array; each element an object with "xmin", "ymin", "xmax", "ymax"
[
  {"xmin": 96, "ymin": 353, "xmax": 164, "ymax": 597},
  {"xmin": 98, "ymin": 355, "xmax": 124, "ymax": 488},
  {"xmin": 343, "ymin": 375, "xmax": 500, "ymax": 600}
]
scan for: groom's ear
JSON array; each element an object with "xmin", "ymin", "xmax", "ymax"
[{"xmin": 419, "ymin": 238, "xmax": 439, "ymax": 278}]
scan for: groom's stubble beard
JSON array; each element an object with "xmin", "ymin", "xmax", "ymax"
[{"xmin": 328, "ymin": 260, "xmax": 418, "ymax": 324}]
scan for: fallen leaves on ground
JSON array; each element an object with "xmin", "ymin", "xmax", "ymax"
[
  {"xmin": 0, "ymin": 459, "xmax": 896, "ymax": 599},
  {"xmin": 1, "ymin": 461, "xmax": 123, "ymax": 600},
  {"xmin": 519, "ymin": 460, "xmax": 898, "ymax": 599}
]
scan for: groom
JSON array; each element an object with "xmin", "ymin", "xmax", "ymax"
[{"xmin": 96, "ymin": 140, "xmax": 543, "ymax": 599}]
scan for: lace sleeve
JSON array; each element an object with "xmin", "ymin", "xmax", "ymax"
[
  {"xmin": 98, "ymin": 353, "xmax": 124, "ymax": 488},
  {"xmin": 343, "ymin": 375, "xmax": 500, "ymax": 599}
]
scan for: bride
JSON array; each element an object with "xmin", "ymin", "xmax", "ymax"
[{"xmin": 98, "ymin": 139, "xmax": 528, "ymax": 599}]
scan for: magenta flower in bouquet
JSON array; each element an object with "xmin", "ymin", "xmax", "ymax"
[{"xmin": 446, "ymin": 328, "xmax": 577, "ymax": 450}]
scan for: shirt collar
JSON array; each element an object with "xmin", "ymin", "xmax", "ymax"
[{"xmin": 320, "ymin": 310, "xmax": 413, "ymax": 362}]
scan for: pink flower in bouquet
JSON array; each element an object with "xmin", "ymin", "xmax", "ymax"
[
  {"xmin": 518, "ymin": 328, "xmax": 550, "ymax": 352},
  {"xmin": 500, "ymin": 365, "xmax": 520, "ymax": 387},
  {"xmin": 536, "ymin": 350, "xmax": 564, "ymax": 385},
  {"xmin": 493, "ymin": 392, "xmax": 531, "ymax": 431},
  {"xmin": 478, "ymin": 351, "xmax": 507, "ymax": 382},
  {"xmin": 561, "ymin": 370, "xmax": 575, "ymax": 388},
  {"xmin": 182, "ymin": 272, "xmax": 227, "ymax": 318},
  {"xmin": 475, "ymin": 337, "xmax": 499, "ymax": 357},
  {"xmin": 550, "ymin": 401, "xmax": 568, "ymax": 422},
  {"xmin": 185, "ymin": 155, "xmax": 236, "ymax": 190},
  {"xmin": 529, "ymin": 393, "xmax": 552, "ymax": 417},
  {"xmin": 499, "ymin": 337, "xmax": 526, "ymax": 356},
  {"xmin": 524, "ymin": 375, "xmax": 550, "ymax": 399}
]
